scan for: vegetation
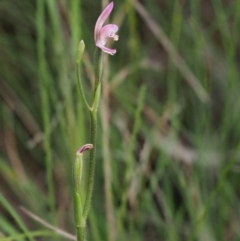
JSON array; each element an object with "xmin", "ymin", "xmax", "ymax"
[{"xmin": 0, "ymin": 0, "xmax": 240, "ymax": 240}]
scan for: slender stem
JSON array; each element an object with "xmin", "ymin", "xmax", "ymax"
[
  {"xmin": 74, "ymin": 45, "xmax": 102, "ymax": 241},
  {"xmin": 92, "ymin": 48, "xmax": 103, "ymax": 102},
  {"xmin": 73, "ymin": 154, "xmax": 84, "ymax": 241},
  {"xmin": 73, "ymin": 144, "xmax": 93, "ymax": 241},
  {"xmin": 76, "ymin": 227, "xmax": 85, "ymax": 241},
  {"xmin": 77, "ymin": 62, "xmax": 90, "ymax": 110},
  {"xmin": 82, "ymin": 110, "xmax": 97, "ymax": 221},
  {"xmin": 73, "ymin": 155, "xmax": 83, "ymax": 222},
  {"xmin": 82, "ymin": 47, "xmax": 103, "ymax": 222},
  {"xmin": 76, "ymin": 41, "xmax": 90, "ymax": 110}
]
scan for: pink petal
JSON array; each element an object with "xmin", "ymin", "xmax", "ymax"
[
  {"xmin": 94, "ymin": 2, "xmax": 114, "ymax": 43},
  {"xmin": 98, "ymin": 24, "xmax": 118, "ymax": 45},
  {"xmin": 96, "ymin": 43, "xmax": 116, "ymax": 55}
]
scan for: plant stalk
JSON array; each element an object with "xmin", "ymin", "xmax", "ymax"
[{"xmin": 79, "ymin": 47, "xmax": 102, "ymax": 241}]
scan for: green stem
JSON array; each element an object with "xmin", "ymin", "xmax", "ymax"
[
  {"xmin": 82, "ymin": 110, "xmax": 97, "ymax": 221},
  {"xmin": 73, "ymin": 145, "xmax": 93, "ymax": 241},
  {"xmin": 76, "ymin": 227, "xmax": 85, "ymax": 241},
  {"xmin": 77, "ymin": 62, "xmax": 90, "ymax": 110},
  {"xmin": 82, "ymin": 47, "xmax": 102, "ymax": 224},
  {"xmin": 92, "ymin": 48, "xmax": 103, "ymax": 102},
  {"xmin": 73, "ymin": 154, "xmax": 84, "ymax": 241},
  {"xmin": 74, "ymin": 45, "xmax": 102, "ymax": 241},
  {"xmin": 76, "ymin": 41, "xmax": 90, "ymax": 110}
]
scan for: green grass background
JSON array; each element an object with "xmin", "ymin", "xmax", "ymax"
[{"xmin": 0, "ymin": 0, "xmax": 240, "ymax": 240}]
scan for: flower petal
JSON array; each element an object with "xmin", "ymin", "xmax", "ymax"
[
  {"xmin": 96, "ymin": 43, "xmax": 116, "ymax": 55},
  {"xmin": 98, "ymin": 24, "xmax": 118, "ymax": 45},
  {"xmin": 94, "ymin": 2, "xmax": 114, "ymax": 42}
]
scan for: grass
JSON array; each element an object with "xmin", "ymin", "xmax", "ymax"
[{"xmin": 0, "ymin": 0, "xmax": 240, "ymax": 240}]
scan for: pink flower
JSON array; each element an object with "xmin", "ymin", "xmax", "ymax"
[{"xmin": 94, "ymin": 2, "xmax": 119, "ymax": 55}]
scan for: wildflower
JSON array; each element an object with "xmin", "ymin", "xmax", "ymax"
[{"xmin": 94, "ymin": 2, "xmax": 119, "ymax": 55}]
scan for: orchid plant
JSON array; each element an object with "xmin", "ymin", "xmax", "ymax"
[
  {"xmin": 73, "ymin": 2, "xmax": 118, "ymax": 241},
  {"xmin": 94, "ymin": 1, "xmax": 119, "ymax": 55}
]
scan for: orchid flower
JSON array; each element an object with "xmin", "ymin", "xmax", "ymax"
[{"xmin": 94, "ymin": 2, "xmax": 119, "ymax": 55}]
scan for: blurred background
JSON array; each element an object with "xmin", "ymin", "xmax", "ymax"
[{"xmin": 0, "ymin": 0, "xmax": 240, "ymax": 240}]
